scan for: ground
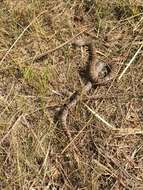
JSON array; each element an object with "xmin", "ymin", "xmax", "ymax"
[{"xmin": 0, "ymin": 0, "xmax": 143, "ymax": 189}]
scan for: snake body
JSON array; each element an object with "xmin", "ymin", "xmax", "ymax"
[
  {"xmin": 56, "ymin": 38, "xmax": 115, "ymax": 130},
  {"xmin": 72, "ymin": 38, "xmax": 113, "ymax": 83}
]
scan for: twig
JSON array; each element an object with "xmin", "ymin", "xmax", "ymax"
[
  {"xmin": 33, "ymin": 27, "xmax": 90, "ymax": 62},
  {"xmin": 84, "ymin": 104, "xmax": 117, "ymax": 130},
  {"xmin": 0, "ymin": 114, "xmax": 23, "ymax": 145},
  {"xmin": 118, "ymin": 44, "xmax": 143, "ymax": 81},
  {"xmin": 61, "ymin": 121, "xmax": 90, "ymax": 154},
  {"xmin": 0, "ymin": 10, "xmax": 49, "ymax": 65}
]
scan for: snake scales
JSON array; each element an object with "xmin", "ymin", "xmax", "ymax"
[{"xmin": 55, "ymin": 37, "xmax": 116, "ymax": 129}]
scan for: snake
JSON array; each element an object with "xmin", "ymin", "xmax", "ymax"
[{"xmin": 55, "ymin": 37, "xmax": 116, "ymax": 130}]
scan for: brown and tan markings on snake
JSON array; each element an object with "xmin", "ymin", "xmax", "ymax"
[{"xmin": 55, "ymin": 37, "xmax": 116, "ymax": 129}]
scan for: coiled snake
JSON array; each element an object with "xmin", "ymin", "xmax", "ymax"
[{"xmin": 55, "ymin": 37, "xmax": 116, "ymax": 129}]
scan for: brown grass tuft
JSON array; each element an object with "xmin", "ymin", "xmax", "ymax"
[{"xmin": 0, "ymin": 0, "xmax": 143, "ymax": 189}]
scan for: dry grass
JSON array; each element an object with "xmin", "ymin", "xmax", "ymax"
[{"xmin": 0, "ymin": 0, "xmax": 143, "ymax": 189}]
